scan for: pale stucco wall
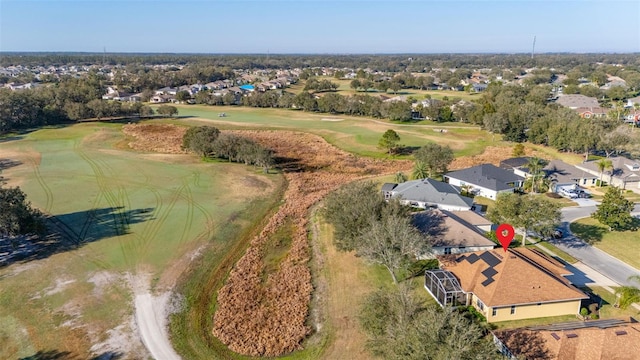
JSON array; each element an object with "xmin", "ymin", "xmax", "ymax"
[{"xmin": 470, "ymin": 293, "xmax": 582, "ymax": 323}]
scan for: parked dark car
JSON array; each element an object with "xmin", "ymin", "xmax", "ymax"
[{"xmin": 552, "ymin": 229, "xmax": 563, "ymax": 239}]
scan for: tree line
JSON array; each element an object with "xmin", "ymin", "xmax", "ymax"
[
  {"xmin": 0, "ymin": 75, "xmax": 159, "ymax": 134},
  {"xmin": 3, "ymin": 53, "xmax": 639, "ymax": 74},
  {"xmin": 182, "ymin": 126, "xmax": 274, "ymax": 172}
]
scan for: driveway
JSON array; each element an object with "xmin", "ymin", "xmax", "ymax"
[
  {"xmin": 571, "ymin": 198, "xmax": 599, "ymax": 207},
  {"xmin": 555, "ymin": 203, "xmax": 640, "ymax": 287}
]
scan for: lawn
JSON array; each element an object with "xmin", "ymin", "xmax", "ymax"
[
  {"xmin": 570, "ymin": 217, "xmax": 640, "ymax": 270},
  {"xmin": 0, "ymin": 123, "xmax": 282, "ymax": 358},
  {"xmin": 311, "ymin": 212, "xmax": 431, "ymax": 360},
  {"xmin": 581, "ymin": 286, "xmax": 640, "ymax": 318},
  {"xmin": 491, "ymin": 314, "xmax": 579, "ymax": 330},
  {"xmin": 533, "ymin": 241, "xmax": 578, "ymax": 264},
  {"xmin": 169, "ymin": 104, "xmax": 494, "ymax": 158},
  {"xmin": 589, "ymin": 187, "xmax": 640, "ymax": 203},
  {"xmin": 316, "ymin": 77, "xmax": 481, "ymax": 101}
]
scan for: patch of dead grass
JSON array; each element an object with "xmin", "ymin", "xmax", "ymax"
[{"xmin": 450, "ymin": 145, "xmax": 550, "ymax": 170}]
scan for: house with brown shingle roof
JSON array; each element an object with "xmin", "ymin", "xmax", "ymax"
[
  {"xmin": 495, "ymin": 317, "xmax": 640, "ymax": 360},
  {"xmin": 412, "ymin": 210, "xmax": 496, "ymax": 257},
  {"xmin": 425, "ymin": 248, "xmax": 588, "ymax": 323}
]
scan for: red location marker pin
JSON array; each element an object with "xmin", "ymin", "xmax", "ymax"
[{"xmin": 496, "ymin": 223, "xmax": 515, "ymax": 252}]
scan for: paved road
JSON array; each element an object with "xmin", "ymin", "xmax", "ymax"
[{"xmin": 553, "ymin": 204, "xmax": 640, "ymax": 287}]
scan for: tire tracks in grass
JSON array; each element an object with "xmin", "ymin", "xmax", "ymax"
[
  {"xmin": 130, "ymin": 178, "xmax": 190, "ymax": 266},
  {"xmin": 26, "ymin": 150, "xmax": 111, "ymax": 271},
  {"xmin": 27, "ymin": 156, "xmax": 53, "ymax": 214},
  {"xmin": 73, "ymin": 139, "xmax": 136, "ymax": 267}
]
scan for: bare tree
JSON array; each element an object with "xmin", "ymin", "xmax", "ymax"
[{"xmin": 357, "ymin": 203, "xmax": 429, "ymax": 283}]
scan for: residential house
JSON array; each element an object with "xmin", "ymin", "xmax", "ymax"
[
  {"xmin": 102, "ymin": 91, "xmax": 139, "ymax": 102},
  {"xmin": 472, "ymin": 83, "xmax": 488, "ymax": 92},
  {"xmin": 381, "ymin": 178, "xmax": 473, "ymax": 211},
  {"xmin": 494, "ymin": 317, "xmax": 640, "ymax": 360},
  {"xmin": 413, "ymin": 210, "xmax": 495, "ymax": 257},
  {"xmin": 154, "ymin": 87, "xmax": 178, "ymax": 96},
  {"xmin": 626, "ymin": 95, "xmax": 640, "ymax": 108},
  {"xmin": 576, "ymin": 156, "xmax": 640, "ymax": 191},
  {"xmin": 544, "ymin": 159, "xmax": 599, "ymax": 191},
  {"xmin": 444, "ymin": 164, "xmax": 525, "ymax": 200},
  {"xmin": 554, "ymin": 94, "xmax": 599, "ymax": 109},
  {"xmin": 624, "ymin": 110, "xmax": 640, "ymax": 124},
  {"xmin": 575, "ymin": 107, "xmax": 608, "ymax": 119},
  {"xmin": 150, "ymin": 94, "xmax": 175, "ymax": 103},
  {"xmin": 600, "ymin": 75, "xmax": 627, "ymax": 90},
  {"xmin": 499, "ymin": 157, "xmax": 533, "ymax": 178},
  {"xmin": 425, "ymin": 248, "xmax": 588, "ymax": 322}
]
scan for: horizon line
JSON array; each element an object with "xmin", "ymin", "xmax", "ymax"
[{"xmin": 2, "ymin": 51, "xmax": 640, "ymax": 56}]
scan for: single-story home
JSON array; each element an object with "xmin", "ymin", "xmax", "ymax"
[
  {"xmin": 425, "ymin": 248, "xmax": 588, "ymax": 323},
  {"xmin": 381, "ymin": 178, "xmax": 473, "ymax": 211},
  {"xmin": 499, "ymin": 157, "xmax": 533, "ymax": 178},
  {"xmin": 576, "ymin": 107, "xmax": 608, "ymax": 119},
  {"xmin": 150, "ymin": 94, "xmax": 175, "ymax": 103},
  {"xmin": 494, "ymin": 317, "xmax": 640, "ymax": 360},
  {"xmin": 554, "ymin": 94, "xmax": 599, "ymax": 109},
  {"xmin": 443, "ymin": 164, "xmax": 525, "ymax": 200},
  {"xmin": 576, "ymin": 156, "xmax": 640, "ymax": 191},
  {"xmin": 544, "ymin": 160, "xmax": 599, "ymax": 191},
  {"xmin": 412, "ymin": 210, "xmax": 495, "ymax": 257}
]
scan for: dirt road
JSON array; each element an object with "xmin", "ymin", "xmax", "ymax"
[{"xmin": 135, "ymin": 292, "xmax": 181, "ymax": 360}]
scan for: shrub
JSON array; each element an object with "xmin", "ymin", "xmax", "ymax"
[
  {"xmin": 467, "ymin": 305, "xmax": 487, "ymax": 323},
  {"xmin": 580, "ymin": 307, "xmax": 589, "ymax": 317}
]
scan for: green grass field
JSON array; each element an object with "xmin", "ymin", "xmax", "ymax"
[
  {"xmin": 170, "ymin": 105, "xmax": 494, "ymax": 158},
  {"xmin": 308, "ymin": 77, "xmax": 481, "ymax": 101},
  {"xmin": 0, "ymin": 123, "xmax": 282, "ymax": 358},
  {"xmin": 570, "ymin": 217, "xmax": 640, "ymax": 270}
]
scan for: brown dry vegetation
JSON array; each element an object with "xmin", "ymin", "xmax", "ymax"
[
  {"xmin": 211, "ymin": 130, "xmax": 410, "ymax": 356},
  {"xmin": 449, "ymin": 145, "xmax": 550, "ymax": 170},
  {"xmin": 122, "ymin": 123, "xmax": 187, "ymax": 153}
]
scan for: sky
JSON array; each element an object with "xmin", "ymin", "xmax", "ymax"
[{"xmin": 1, "ymin": 0, "xmax": 639, "ymax": 54}]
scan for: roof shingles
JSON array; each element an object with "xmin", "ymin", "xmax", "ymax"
[
  {"xmin": 445, "ymin": 164, "xmax": 524, "ymax": 192},
  {"xmin": 441, "ymin": 248, "xmax": 587, "ymax": 307}
]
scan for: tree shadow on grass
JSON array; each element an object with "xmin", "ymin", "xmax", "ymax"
[
  {"xmin": 0, "ymin": 207, "xmax": 154, "ymax": 267},
  {"xmin": 19, "ymin": 350, "xmax": 123, "ymax": 360},
  {"xmin": 0, "ymin": 158, "xmax": 23, "ymax": 172},
  {"xmin": 395, "ymin": 145, "xmax": 421, "ymax": 156},
  {"xmin": 569, "ymin": 222, "xmax": 608, "ymax": 245}
]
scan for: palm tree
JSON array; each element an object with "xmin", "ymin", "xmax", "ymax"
[
  {"xmin": 614, "ymin": 275, "xmax": 640, "ymax": 309},
  {"xmin": 524, "ymin": 157, "xmax": 548, "ymax": 194},
  {"xmin": 394, "ymin": 172, "xmax": 408, "ymax": 183},
  {"xmin": 596, "ymin": 158, "xmax": 613, "ymax": 187},
  {"xmin": 412, "ymin": 162, "xmax": 428, "ymax": 180}
]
